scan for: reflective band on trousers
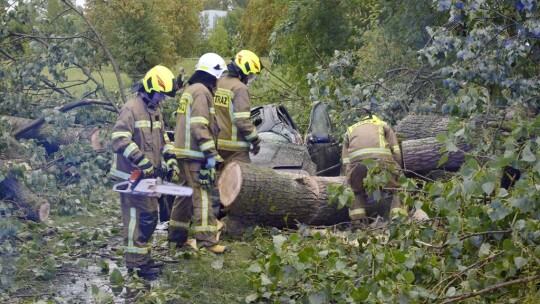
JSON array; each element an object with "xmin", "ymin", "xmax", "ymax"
[
  {"xmin": 193, "ymin": 187, "xmax": 218, "ymax": 233},
  {"xmin": 170, "ymin": 219, "xmax": 190, "ymax": 228},
  {"xmin": 125, "ymin": 246, "xmax": 149, "ymax": 254},
  {"xmin": 128, "ymin": 207, "xmax": 136, "ymax": 248},
  {"xmin": 349, "ymin": 208, "xmax": 366, "ymax": 216}
]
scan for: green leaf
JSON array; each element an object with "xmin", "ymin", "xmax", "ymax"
[
  {"xmin": 247, "ymin": 263, "xmax": 262, "ymax": 273},
  {"xmin": 273, "ymin": 235, "xmax": 287, "ymax": 254},
  {"xmin": 394, "ymin": 252, "xmax": 406, "ymax": 263},
  {"xmin": 308, "ymin": 291, "xmax": 329, "ymax": 304},
  {"xmin": 91, "ymin": 284, "xmax": 99, "ymax": 295},
  {"xmin": 481, "ymin": 182, "xmax": 495, "ymax": 195},
  {"xmin": 445, "ymin": 140, "xmax": 458, "ymax": 152},
  {"xmin": 351, "ymin": 286, "xmax": 370, "ymax": 302},
  {"xmin": 260, "ymin": 274, "xmax": 272, "ymax": 286},
  {"xmin": 446, "ymin": 286, "xmax": 456, "ymax": 297},
  {"xmin": 97, "ymin": 259, "xmax": 109, "ymax": 273},
  {"xmin": 521, "ymin": 144, "xmax": 536, "ymax": 162},
  {"xmin": 109, "ymin": 268, "xmax": 123, "ymax": 286},
  {"xmin": 514, "ymin": 257, "xmax": 527, "ymax": 269},
  {"xmin": 404, "ymin": 271, "xmax": 415, "ymax": 284},
  {"xmin": 437, "ymin": 153, "xmax": 449, "ymax": 167},
  {"xmin": 478, "ymin": 243, "xmax": 491, "ymax": 258},
  {"xmin": 245, "ymin": 294, "xmax": 258, "ymax": 303}
]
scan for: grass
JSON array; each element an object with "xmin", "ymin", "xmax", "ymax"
[{"xmin": 2, "ymin": 192, "xmax": 257, "ymax": 303}]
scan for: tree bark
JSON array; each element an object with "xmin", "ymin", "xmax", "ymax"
[
  {"xmin": 395, "ymin": 114, "xmax": 508, "ymax": 141},
  {"xmin": 401, "ymin": 137, "xmax": 467, "ymax": 172},
  {"xmin": 395, "ymin": 115, "xmax": 450, "ymax": 140},
  {"xmin": 218, "ymin": 161, "xmax": 390, "ymax": 229},
  {"xmin": 0, "ymin": 174, "xmax": 50, "ymax": 222},
  {"xmin": 3, "ymin": 115, "xmax": 103, "ymax": 153}
]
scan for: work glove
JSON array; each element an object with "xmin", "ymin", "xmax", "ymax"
[
  {"xmin": 250, "ymin": 137, "xmax": 261, "ymax": 155},
  {"xmin": 199, "ymin": 157, "xmax": 217, "ymax": 188},
  {"xmin": 135, "ymin": 156, "xmax": 154, "ymax": 176},
  {"xmin": 205, "ymin": 156, "xmax": 216, "ymax": 169},
  {"xmin": 166, "ymin": 157, "xmax": 180, "ymax": 182}
]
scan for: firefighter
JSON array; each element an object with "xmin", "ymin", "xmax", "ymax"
[
  {"xmin": 213, "ymin": 50, "xmax": 262, "ymax": 165},
  {"xmin": 341, "ymin": 108, "xmax": 406, "ymax": 229},
  {"xmin": 110, "ymin": 65, "xmax": 179, "ymax": 278},
  {"xmin": 168, "ymin": 53, "xmax": 228, "ymax": 254}
]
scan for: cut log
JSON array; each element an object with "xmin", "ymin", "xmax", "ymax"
[
  {"xmin": 218, "ymin": 161, "xmax": 391, "ymax": 229},
  {"xmin": 2, "ymin": 115, "xmax": 103, "ymax": 153},
  {"xmin": 0, "ymin": 174, "xmax": 50, "ymax": 222},
  {"xmin": 401, "ymin": 137, "xmax": 467, "ymax": 173}
]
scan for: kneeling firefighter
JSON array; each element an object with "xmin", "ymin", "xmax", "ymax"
[{"xmin": 342, "ymin": 107, "xmax": 406, "ymax": 229}]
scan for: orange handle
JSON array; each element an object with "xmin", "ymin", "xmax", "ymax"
[{"xmin": 129, "ymin": 169, "xmax": 144, "ymax": 190}]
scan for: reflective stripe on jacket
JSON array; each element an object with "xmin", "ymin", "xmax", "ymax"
[
  {"xmin": 110, "ymin": 96, "xmax": 172, "ymax": 180},
  {"xmin": 341, "ymin": 115, "xmax": 402, "ymax": 167},
  {"xmin": 214, "ymin": 76, "xmax": 258, "ymax": 151},
  {"xmin": 174, "ymin": 83, "xmax": 220, "ymax": 160}
]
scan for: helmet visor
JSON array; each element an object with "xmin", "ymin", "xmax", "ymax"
[{"xmin": 246, "ymin": 73, "xmax": 257, "ymax": 85}]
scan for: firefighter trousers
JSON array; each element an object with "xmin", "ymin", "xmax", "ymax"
[
  {"xmin": 168, "ymin": 160, "xmax": 220, "ymax": 247},
  {"xmin": 347, "ymin": 161, "xmax": 403, "ymax": 221},
  {"xmin": 218, "ymin": 149, "xmax": 251, "ymax": 167},
  {"xmin": 120, "ymin": 193, "xmax": 159, "ymax": 268}
]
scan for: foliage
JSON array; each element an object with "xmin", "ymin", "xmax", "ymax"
[
  {"xmin": 270, "ymin": 0, "xmax": 354, "ymax": 82},
  {"xmin": 86, "ymin": 0, "xmax": 202, "ymax": 79},
  {"xmin": 249, "ymin": 0, "xmax": 540, "ymax": 302},
  {"xmin": 2, "ymin": 0, "xmax": 540, "ymax": 302},
  {"xmin": 241, "ymin": 0, "xmax": 288, "ymax": 55},
  {"xmin": 207, "ymin": 19, "xmax": 231, "ymax": 56}
]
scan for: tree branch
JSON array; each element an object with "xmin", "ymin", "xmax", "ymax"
[
  {"xmin": 60, "ymin": 0, "xmax": 127, "ymax": 103},
  {"xmin": 439, "ymin": 274, "xmax": 540, "ymax": 303},
  {"xmin": 12, "ymin": 100, "xmax": 114, "ymax": 138}
]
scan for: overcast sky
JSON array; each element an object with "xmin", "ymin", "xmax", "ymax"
[{"xmin": 76, "ymin": 0, "xmax": 85, "ymax": 7}]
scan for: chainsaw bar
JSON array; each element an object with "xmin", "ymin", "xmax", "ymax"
[{"xmin": 113, "ymin": 179, "xmax": 193, "ymax": 197}]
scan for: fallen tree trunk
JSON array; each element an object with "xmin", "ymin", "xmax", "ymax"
[
  {"xmin": 395, "ymin": 114, "xmax": 508, "ymax": 141},
  {"xmin": 2, "ymin": 115, "xmax": 103, "ymax": 153},
  {"xmin": 395, "ymin": 115, "xmax": 450, "ymax": 140},
  {"xmin": 401, "ymin": 137, "xmax": 468, "ymax": 173},
  {"xmin": 218, "ymin": 161, "xmax": 390, "ymax": 230},
  {"xmin": 0, "ymin": 174, "xmax": 50, "ymax": 222}
]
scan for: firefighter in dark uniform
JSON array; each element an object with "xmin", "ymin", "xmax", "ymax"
[{"xmin": 110, "ymin": 65, "xmax": 179, "ymax": 278}]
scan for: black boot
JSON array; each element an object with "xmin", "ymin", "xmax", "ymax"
[
  {"xmin": 128, "ymin": 264, "xmax": 162, "ymax": 279},
  {"xmin": 147, "ymin": 258, "xmax": 164, "ymax": 268}
]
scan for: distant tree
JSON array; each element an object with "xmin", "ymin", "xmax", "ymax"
[
  {"xmin": 86, "ymin": 0, "xmax": 201, "ymax": 79},
  {"xmin": 203, "ymin": 0, "xmax": 248, "ymax": 10},
  {"xmin": 241, "ymin": 0, "xmax": 287, "ymax": 56},
  {"xmin": 208, "ymin": 19, "xmax": 230, "ymax": 57}
]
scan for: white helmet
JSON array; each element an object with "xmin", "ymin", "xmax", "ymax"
[{"xmin": 196, "ymin": 53, "xmax": 226, "ymax": 79}]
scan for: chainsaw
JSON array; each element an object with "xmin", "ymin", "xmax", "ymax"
[{"xmin": 112, "ymin": 169, "xmax": 193, "ymax": 197}]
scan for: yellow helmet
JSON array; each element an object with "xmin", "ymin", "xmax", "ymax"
[
  {"xmin": 233, "ymin": 50, "xmax": 261, "ymax": 76},
  {"xmin": 143, "ymin": 65, "xmax": 176, "ymax": 96}
]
